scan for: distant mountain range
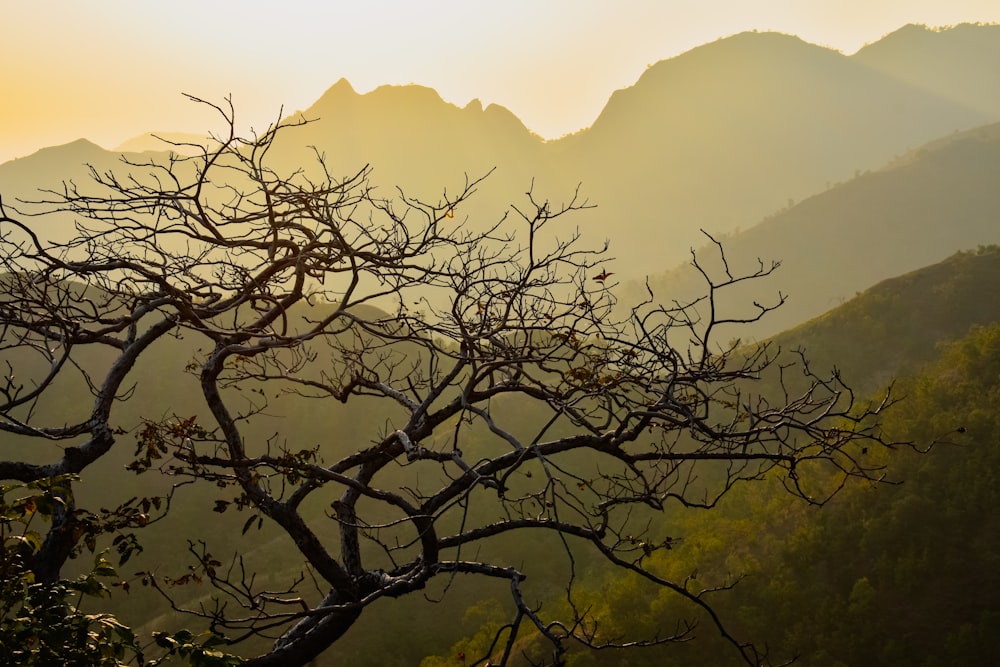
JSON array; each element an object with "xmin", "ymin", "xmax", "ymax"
[
  {"xmin": 631, "ymin": 120, "xmax": 1000, "ymax": 341},
  {"xmin": 555, "ymin": 25, "xmax": 1000, "ymax": 264},
  {"xmin": 4, "ymin": 23, "xmax": 1000, "ymax": 316}
]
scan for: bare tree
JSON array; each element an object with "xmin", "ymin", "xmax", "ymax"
[{"xmin": 0, "ymin": 98, "xmax": 898, "ymax": 666}]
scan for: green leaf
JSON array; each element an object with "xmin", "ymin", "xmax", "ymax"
[
  {"xmin": 173, "ymin": 628, "xmax": 195, "ymax": 644},
  {"xmin": 11, "ymin": 531, "xmax": 44, "ymax": 554},
  {"xmin": 93, "ymin": 552, "xmax": 118, "ymax": 577},
  {"xmin": 72, "ymin": 573, "xmax": 109, "ymax": 598}
]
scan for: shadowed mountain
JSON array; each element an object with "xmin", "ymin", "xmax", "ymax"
[{"xmin": 629, "ymin": 121, "xmax": 1000, "ymax": 342}]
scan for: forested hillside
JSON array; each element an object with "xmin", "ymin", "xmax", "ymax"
[{"xmin": 422, "ymin": 247, "xmax": 1000, "ymax": 666}]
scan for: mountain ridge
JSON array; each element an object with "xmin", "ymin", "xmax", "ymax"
[
  {"xmin": 853, "ymin": 22, "xmax": 1000, "ymax": 117},
  {"xmin": 628, "ymin": 118, "xmax": 1000, "ymax": 342},
  {"xmin": 5, "ymin": 23, "xmax": 1000, "ymax": 282}
]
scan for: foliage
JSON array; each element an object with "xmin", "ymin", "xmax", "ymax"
[
  {"xmin": 0, "ymin": 476, "xmax": 244, "ymax": 666},
  {"xmin": 425, "ymin": 249, "xmax": 1000, "ymax": 666},
  {"xmin": 149, "ymin": 630, "xmax": 245, "ymax": 667},
  {"xmin": 0, "ymin": 476, "xmax": 142, "ymax": 665},
  {"xmin": 431, "ymin": 323, "xmax": 1000, "ymax": 667}
]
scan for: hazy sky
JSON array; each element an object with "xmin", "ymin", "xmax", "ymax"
[{"xmin": 2, "ymin": 0, "xmax": 999, "ymax": 163}]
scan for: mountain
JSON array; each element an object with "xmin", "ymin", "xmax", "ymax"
[
  {"xmin": 854, "ymin": 23, "xmax": 1000, "ymax": 118},
  {"xmin": 265, "ymin": 78, "xmax": 549, "ymax": 224},
  {"xmin": 772, "ymin": 245, "xmax": 1000, "ymax": 395},
  {"xmin": 0, "ymin": 139, "xmax": 135, "ymax": 241},
  {"xmin": 8, "ymin": 24, "xmax": 1000, "ymax": 666},
  {"xmin": 114, "ymin": 132, "xmax": 212, "ymax": 154},
  {"xmin": 0, "ymin": 138, "xmax": 115, "ymax": 192},
  {"xmin": 550, "ymin": 29, "xmax": 993, "ymax": 270},
  {"xmin": 5, "ymin": 25, "xmax": 1000, "ymax": 279},
  {"xmin": 295, "ymin": 78, "xmax": 541, "ymax": 170},
  {"xmin": 693, "ymin": 251, "xmax": 1000, "ymax": 666},
  {"xmin": 630, "ymin": 121, "xmax": 1000, "ymax": 342}
]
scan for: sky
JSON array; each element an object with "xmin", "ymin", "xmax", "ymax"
[{"xmin": 2, "ymin": 0, "xmax": 1000, "ymax": 164}]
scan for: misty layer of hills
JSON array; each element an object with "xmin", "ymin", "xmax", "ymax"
[
  {"xmin": 631, "ymin": 120, "xmax": 1000, "ymax": 341},
  {"xmin": 5, "ymin": 22, "xmax": 1000, "ymax": 320}
]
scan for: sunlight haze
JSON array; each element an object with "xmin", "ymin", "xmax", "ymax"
[{"xmin": 1, "ymin": 0, "xmax": 999, "ymax": 163}]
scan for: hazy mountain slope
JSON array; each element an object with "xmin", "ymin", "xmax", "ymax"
[
  {"xmin": 772, "ymin": 245, "xmax": 1000, "ymax": 395},
  {"xmin": 551, "ymin": 30, "xmax": 992, "ymax": 271},
  {"xmin": 5, "ymin": 26, "xmax": 1000, "ymax": 279},
  {"xmin": 632, "ymin": 121, "xmax": 1000, "ymax": 342},
  {"xmin": 854, "ymin": 23, "xmax": 1000, "ymax": 118},
  {"xmin": 114, "ymin": 132, "xmax": 212, "ymax": 154},
  {"xmin": 145, "ymin": 27, "xmax": 1000, "ymax": 273},
  {"xmin": 264, "ymin": 79, "xmax": 552, "ymax": 227},
  {"xmin": 292, "ymin": 79, "xmax": 543, "ymax": 174},
  {"xmin": 0, "ymin": 139, "xmax": 142, "ymax": 241},
  {"xmin": 0, "ymin": 138, "xmax": 118, "ymax": 194}
]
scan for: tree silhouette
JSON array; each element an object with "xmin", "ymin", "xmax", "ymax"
[{"xmin": 0, "ymin": 98, "xmax": 899, "ymax": 666}]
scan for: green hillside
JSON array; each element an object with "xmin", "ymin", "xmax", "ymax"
[
  {"xmin": 771, "ymin": 245, "xmax": 1000, "ymax": 395},
  {"xmin": 423, "ymin": 245, "xmax": 1000, "ymax": 666}
]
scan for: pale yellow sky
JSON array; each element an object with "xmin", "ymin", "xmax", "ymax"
[{"xmin": 2, "ymin": 0, "xmax": 1000, "ymax": 164}]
